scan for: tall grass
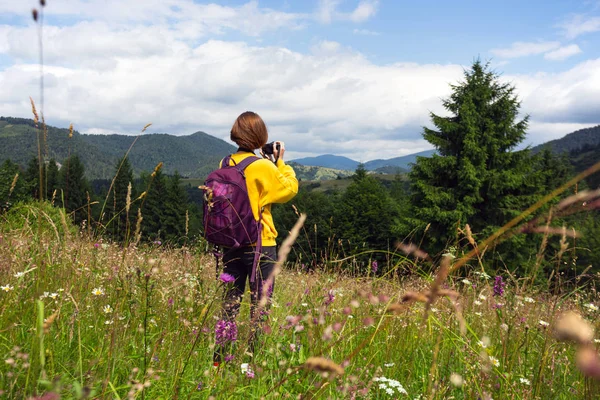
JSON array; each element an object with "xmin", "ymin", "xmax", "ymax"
[{"xmin": 1, "ymin": 202, "xmax": 600, "ymax": 399}]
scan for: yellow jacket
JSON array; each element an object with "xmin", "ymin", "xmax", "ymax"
[{"xmin": 222, "ymin": 151, "xmax": 298, "ymax": 246}]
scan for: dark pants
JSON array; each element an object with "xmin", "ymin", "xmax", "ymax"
[{"xmin": 214, "ymin": 245, "xmax": 277, "ymax": 362}]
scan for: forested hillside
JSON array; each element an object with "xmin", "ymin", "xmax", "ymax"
[{"xmin": 0, "ymin": 117, "xmax": 235, "ymax": 179}]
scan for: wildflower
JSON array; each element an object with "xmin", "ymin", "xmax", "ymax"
[
  {"xmin": 500, "ymin": 323, "xmax": 509, "ymax": 331},
  {"xmin": 104, "ymin": 320, "xmax": 113, "ymax": 325},
  {"xmin": 585, "ymin": 303, "xmax": 599, "ymax": 312},
  {"xmin": 384, "ymin": 362, "xmax": 395, "ymax": 367},
  {"xmin": 1, "ymin": 285, "xmax": 14, "ymax": 292},
  {"xmin": 462, "ymin": 279, "xmax": 472, "ymax": 285},
  {"xmin": 478, "ymin": 341, "xmax": 487, "ymax": 349},
  {"xmin": 225, "ymin": 354, "xmax": 234, "ymax": 362},
  {"xmin": 241, "ymin": 363, "xmax": 255, "ymax": 378},
  {"xmin": 520, "ymin": 378, "xmax": 531, "ymax": 385},
  {"xmin": 215, "ymin": 320, "xmax": 237, "ymax": 345},
  {"xmin": 290, "ymin": 343, "xmax": 297, "ymax": 352},
  {"xmin": 103, "ymin": 305, "xmax": 113, "ymax": 314},
  {"xmin": 153, "ymin": 240, "xmax": 162, "ymax": 246},
  {"xmin": 524, "ymin": 297, "xmax": 535, "ymax": 303},
  {"xmin": 196, "ymin": 382, "xmax": 203, "ymax": 390},
  {"xmin": 489, "ymin": 356, "xmax": 500, "ymax": 367},
  {"xmin": 14, "ymin": 272, "xmax": 25, "ymax": 278},
  {"xmin": 371, "ymin": 261, "xmax": 378, "ymax": 274},
  {"xmin": 493, "ymin": 276, "xmax": 505, "ymax": 297},
  {"xmin": 478, "ymin": 294, "xmax": 487, "ymax": 301},
  {"xmin": 49, "ymin": 293, "xmax": 58, "ymax": 299},
  {"xmin": 324, "ymin": 291, "xmax": 335, "ymax": 305},
  {"xmin": 92, "ymin": 287, "xmax": 105, "ymax": 296},
  {"xmin": 474, "ymin": 300, "xmax": 482, "ymax": 306},
  {"xmin": 372, "ymin": 377, "xmax": 408, "ymax": 395},
  {"xmin": 554, "ymin": 311, "xmax": 594, "ymax": 344},
  {"xmin": 219, "ymin": 273, "xmax": 235, "ymax": 283},
  {"xmin": 539, "ymin": 320, "xmax": 550, "ymax": 327}
]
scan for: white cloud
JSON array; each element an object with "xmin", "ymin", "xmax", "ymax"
[
  {"xmin": 544, "ymin": 44, "xmax": 582, "ymax": 61},
  {"xmin": 559, "ymin": 14, "xmax": 600, "ymax": 38},
  {"xmin": 353, "ymin": 28, "xmax": 380, "ymax": 36},
  {"xmin": 349, "ymin": 0, "xmax": 379, "ymax": 22},
  {"xmin": 491, "ymin": 41, "xmax": 561, "ymax": 58},
  {"xmin": 0, "ymin": 1, "xmax": 599, "ymax": 162},
  {"xmin": 316, "ymin": 0, "xmax": 379, "ymax": 24}
]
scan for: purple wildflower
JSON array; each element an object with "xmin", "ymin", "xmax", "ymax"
[
  {"xmin": 225, "ymin": 354, "xmax": 235, "ymax": 362},
  {"xmin": 324, "ymin": 290, "xmax": 335, "ymax": 306},
  {"xmin": 371, "ymin": 261, "xmax": 378, "ymax": 274},
  {"xmin": 215, "ymin": 320, "xmax": 238, "ymax": 345},
  {"xmin": 493, "ymin": 276, "xmax": 505, "ymax": 297},
  {"xmin": 168, "ymin": 298, "xmax": 174, "ymax": 307},
  {"xmin": 246, "ymin": 369, "xmax": 255, "ymax": 379},
  {"xmin": 94, "ymin": 243, "xmax": 100, "ymax": 248},
  {"xmin": 196, "ymin": 382, "xmax": 203, "ymax": 390},
  {"xmin": 219, "ymin": 273, "xmax": 235, "ymax": 284},
  {"xmin": 153, "ymin": 240, "xmax": 162, "ymax": 245}
]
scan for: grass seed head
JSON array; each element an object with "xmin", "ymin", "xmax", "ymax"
[
  {"xmin": 304, "ymin": 357, "xmax": 344, "ymax": 376},
  {"xmin": 554, "ymin": 311, "xmax": 594, "ymax": 344}
]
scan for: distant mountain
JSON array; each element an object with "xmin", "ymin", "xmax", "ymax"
[
  {"xmin": 290, "ymin": 154, "xmax": 359, "ymax": 171},
  {"xmin": 0, "ymin": 116, "xmax": 235, "ymax": 180},
  {"xmin": 287, "ymin": 162, "xmax": 354, "ymax": 181},
  {"xmin": 532, "ymin": 125, "xmax": 600, "ymax": 154},
  {"xmin": 364, "ymin": 149, "xmax": 436, "ymax": 170},
  {"xmin": 291, "ymin": 149, "xmax": 436, "ymax": 172}
]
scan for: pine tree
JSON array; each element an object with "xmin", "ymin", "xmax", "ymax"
[{"xmin": 402, "ymin": 60, "xmax": 540, "ymax": 258}]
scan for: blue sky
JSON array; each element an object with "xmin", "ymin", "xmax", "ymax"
[{"xmin": 0, "ymin": 0, "xmax": 599, "ymax": 161}]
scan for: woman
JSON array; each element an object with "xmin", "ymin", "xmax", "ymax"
[{"xmin": 214, "ymin": 111, "xmax": 298, "ymax": 365}]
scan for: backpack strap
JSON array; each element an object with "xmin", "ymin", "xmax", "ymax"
[{"xmin": 234, "ymin": 155, "xmax": 260, "ymax": 172}]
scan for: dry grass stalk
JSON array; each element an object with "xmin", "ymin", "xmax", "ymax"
[
  {"xmin": 142, "ymin": 123, "xmax": 152, "ymax": 133},
  {"xmin": 9, "ymin": 173, "xmax": 19, "ymax": 197},
  {"xmin": 385, "ymin": 303, "xmax": 408, "ymax": 314},
  {"xmin": 134, "ymin": 209, "xmax": 143, "ymax": 246},
  {"xmin": 304, "ymin": 356, "xmax": 344, "ymax": 376},
  {"xmin": 556, "ymin": 189, "xmax": 600, "ymax": 211},
  {"xmin": 68, "ymin": 123, "xmax": 73, "ymax": 138},
  {"xmin": 43, "ymin": 311, "xmax": 59, "ymax": 334},
  {"xmin": 151, "ymin": 162, "xmax": 163, "ymax": 178},
  {"xmin": 30, "ymin": 97, "xmax": 39, "ymax": 127},
  {"xmin": 396, "ymin": 242, "xmax": 431, "ymax": 261},
  {"xmin": 125, "ymin": 182, "xmax": 132, "ymax": 214}
]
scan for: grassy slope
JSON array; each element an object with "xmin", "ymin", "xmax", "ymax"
[{"xmin": 0, "ymin": 207, "xmax": 598, "ymax": 399}]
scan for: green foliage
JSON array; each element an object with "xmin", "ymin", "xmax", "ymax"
[
  {"xmin": 0, "ymin": 159, "xmax": 30, "ymax": 213},
  {"xmin": 58, "ymin": 155, "xmax": 91, "ymax": 225},
  {"xmin": 0, "ymin": 200, "xmax": 76, "ymax": 238},
  {"xmin": 400, "ymin": 61, "xmax": 555, "ymax": 266},
  {"xmin": 106, "ymin": 156, "xmax": 135, "ymax": 241}
]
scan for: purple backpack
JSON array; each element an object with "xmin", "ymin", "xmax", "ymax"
[
  {"xmin": 202, "ymin": 155, "xmax": 261, "ymax": 248},
  {"xmin": 201, "ymin": 155, "xmax": 264, "ymax": 281}
]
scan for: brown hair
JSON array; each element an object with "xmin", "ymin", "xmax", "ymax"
[{"xmin": 230, "ymin": 111, "xmax": 269, "ymax": 150}]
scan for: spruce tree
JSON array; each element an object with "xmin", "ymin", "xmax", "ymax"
[
  {"xmin": 107, "ymin": 156, "xmax": 135, "ymax": 241},
  {"xmin": 403, "ymin": 60, "xmax": 539, "ymax": 258},
  {"xmin": 163, "ymin": 171, "xmax": 188, "ymax": 244},
  {"xmin": 142, "ymin": 168, "xmax": 168, "ymax": 242},
  {"xmin": 58, "ymin": 155, "xmax": 91, "ymax": 225}
]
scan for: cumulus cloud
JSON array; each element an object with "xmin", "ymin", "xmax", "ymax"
[
  {"xmin": 559, "ymin": 14, "xmax": 600, "ymax": 39},
  {"xmin": 490, "ymin": 41, "xmax": 561, "ymax": 58},
  {"xmin": 316, "ymin": 0, "xmax": 379, "ymax": 24},
  {"xmin": 544, "ymin": 44, "xmax": 582, "ymax": 61},
  {"xmin": 0, "ymin": 0, "xmax": 598, "ymax": 162}
]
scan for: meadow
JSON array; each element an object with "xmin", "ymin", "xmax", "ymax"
[{"xmin": 1, "ymin": 201, "xmax": 600, "ymax": 400}]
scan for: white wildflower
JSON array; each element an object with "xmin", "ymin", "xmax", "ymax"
[
  {"xmin": 462, "ymin": 279, "xmax": 472, "ymax": 285},
  {"xmin": 585, "ymin": 303, "xmax": 599, "ymax": 312},
  {"xmin": 103, "ymin": 305, "xmax": 113, "ymax": 314},
  {"xmin": 519, "ymin": 378, "xmax": 531, "ymax": 385},
  {"xmin": 478, "ymin": 294, "xmax": 487, "ymax": 300},
  {"xmin": 489, "ymin": 356, "xmax": 500, "ymax": 367},
  {"xmin": 523, "ymin": 297, "xmax": 535, "ymax": 303},
  {"xmin": 92, "ymin": 287, "xmax": 105, "ymax": 296},
  {"xmin": 539, "ymin": 320, "xmax": 550, "ymax": 327},
  {"xmin": 1, "ymin": 285, "xmax": 14, "ymax": 292},
  {"xmin": 104, "ymin": 320, "xmax": 113, "ymax": 325},
  {"xmin": 474, "ymin": 300, "xmax": 482, "ymax": 306}
]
